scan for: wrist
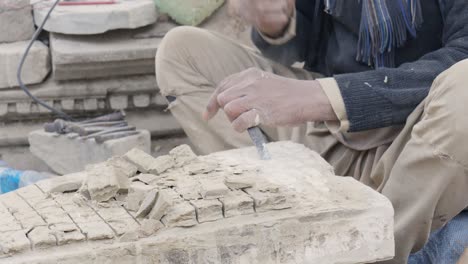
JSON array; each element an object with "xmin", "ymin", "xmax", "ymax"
[{"xmin": 299, "ymin": 80, "xmax": 338, "ymax": 122}]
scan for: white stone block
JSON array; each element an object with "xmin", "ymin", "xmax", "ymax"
[
  {"xmin": 0, "ymin": 41, "xmax": 51, "ymax": 89},
  {"xmin": 33, "ymin": 0, "xmax": 157, "ymax": 35},
  {"xmin": 29, "ymin": 130, "xmax": 151, "ymax": 175},
  {"xmin": 0, "ymin": 0, "xmax": 35, "ymax": 43}
]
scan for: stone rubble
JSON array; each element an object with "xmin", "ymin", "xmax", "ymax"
[{"xmin": 0, "ymin": 142, "xmax": 395, "ymax": 263}]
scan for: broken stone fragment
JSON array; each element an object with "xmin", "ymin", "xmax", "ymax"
[
  {"xmin": 126, "ymin": 182, "xmax": 156, "ymax": 212},
  {"xmin": 119, "ymin": 230, "xmax": 139, "ymax": 243},
  {"xmin": 149, "ymin": 155, "xmax": 175, "ymax": 175},
  {"xmin": 224, "ymin": 174, "xmax": 255, "ymax": 189},
  {"xmin": 124, "ymin": 148, "xmax": 156, "ymax": 173},
  {"xmin": 27, "ymin": 226, "xmax": 56, "ymax": 249},
  {"xmin": 130, "ymin": 173, "xmax": 158, "ymax": 185},
  {"xmin": 136, "ymin": 189, "xmax": 159, "ymax": 218},
  {"xmin": 219, "ymin": 190, "xmax": 255, "ymax": 218},
  {"xmin": 169, "ymin": 144, "xmax": 197, "ymax": 167},
  {"xmin": 199, "ymin": 178, "xmax": 229, "ymax": 199},
  {"xmin": 85, "ymin": 163, "xmax": 120, "ymax": 202},
  {"xmin": 161, "ymin": 201, "xmax": 197, "ymax": 227},
  {"xmin": 183, "ymin": 160, "xmax": 218, "ymax": 175},
  {"xmin": 190, "ymin": 199, "xmax": 223, "ymax": 223},
  {"xmin": 148, "ymin": 189, "xmax": 175, "ymax": 221},
  {"xmin": 107, "ymin": 156, "xmax": 138, "ymax": 178},
  {"xmin": 36, "ymin": 172, "xmax": 85, "ymax": 194},
  {"xmin": 244, "ymin": 188, "xmax": 291, "ymax": 212},
  {"xmin": 138, "ymin": 219, "xmax": 164, "ymax": 238}
]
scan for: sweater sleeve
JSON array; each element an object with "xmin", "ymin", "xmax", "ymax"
[{"xmin": 334, "ymin": 0, "xmax": 468, "ymax": 132}]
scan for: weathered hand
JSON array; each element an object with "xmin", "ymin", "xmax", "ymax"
[
  {"xmin": 203, "ymin": 68, "xmax": 337, "ymax": 132},
  {"xmin": 229, "ymin": 0, "xmax": 295, "ymax": 37}
]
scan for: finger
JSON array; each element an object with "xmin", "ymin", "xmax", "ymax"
[
  {"xmin": 223, "ymin": 97, "xmax": 252, "ymax": 122},
  {"xmin": 256, "ymin": 13, "xmax": 290, "ymax": 29},
  {"xmin": 231, "ymin": 109, "xmax": 262, "ymax": 133},
  {"xmin": 204, "ymin": 74, "xmax": 240, "ymax": 121},
  {"xmin": 217, "ymin": 84, "xmax": 250, "ymax": 109}
]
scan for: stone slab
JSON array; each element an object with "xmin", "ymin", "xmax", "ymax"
[
  {"xmin": 33, "ymin": 0, "xmax": 157, "ymax": 35},
  {"xmin": 155, "ymin": 0, "xmax": 225, "ymax": 26},
  {"xmin": 0, "ymin": 142, "xmax": 395, "ymax": 263},
  {"xmin": 0, "ymin": 0, "xmax": 35, "ymax": 43},
  {"xmin": 0, "ymin": 41, "xmax": 51, "ymax": 89},
  {"xmin": 28, "ymin": 130, "xmax": 151, "ymax": 175},
  {"xmin": 49, "ymin": 22, "xmax": 175, "ymax": 81}
]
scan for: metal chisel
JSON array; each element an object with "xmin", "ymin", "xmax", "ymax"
[{"xmin": 247, "ymin": 127, "xmax": 271, "ymax": 160}]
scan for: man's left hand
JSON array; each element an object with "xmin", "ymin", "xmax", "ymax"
[{"xmin": 203, "ymin": 68, "xmax": 337, "ymax": 132}]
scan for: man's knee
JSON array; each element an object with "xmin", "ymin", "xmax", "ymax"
[
  {"xmin": 156, "ymin": 26, "xmax": 210, "ymax": 96},
  {"xmin": 417, "ymin": 59, "xmax": 468, "ymax": 162},
  {"xmin": 432, "ymin": 59, "xmax": 468, "ymax": 95}
]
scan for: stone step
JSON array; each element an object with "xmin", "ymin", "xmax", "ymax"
[
  {"xmin": 0, "ymin": 75, "xmax": 168, "ymax": 120},
  {"xmin": 33, "ymin": 0, "xmax": 158, "ymax": 35},
  {"xmin": 0, "ymin": 41, "xmax": 51, "ymax": 89},
  {"xmin": 0, "ymin": 0, "xmax": 35, "ymax": 43},
  {"xmin": 50, "ymin": 22, "xmax": 176, "ymax": 81}
]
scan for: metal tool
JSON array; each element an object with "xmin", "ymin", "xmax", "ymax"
[{"xmin": 247, "ymin": 127, "xmax": 271, "ymax": 160}]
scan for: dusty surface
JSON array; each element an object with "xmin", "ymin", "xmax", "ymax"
[
  {"xmin": 0, "ymin": 0, "xmax": 35, "ymax": 43},
  {"xmin": 0, "ymin": 142, "xmax": 394, "ymax": 263}
]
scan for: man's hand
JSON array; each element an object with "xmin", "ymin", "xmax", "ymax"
[
  {"xmin": 229, "ymin": 0, "xmax": 295, "ymax": 37},
  {"xmin": 203, "ymin": 68, "xmax": 337, "ymax": 132}
]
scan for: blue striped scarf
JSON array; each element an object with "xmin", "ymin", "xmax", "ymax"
[{"xmin": 325, "ymin": 0, "xmax": 443, "ymax": 68}]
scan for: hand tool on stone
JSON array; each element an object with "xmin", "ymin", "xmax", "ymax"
[
  {"xmin": 44, "ymin": 112, "xmax": 126, "ymax": 134},
  {"xmin": 247, "ymin": 127, "xmax": 271, "ymax": 160},
  {"xmin": 81, "ymin": 126, "xmax": 136, "ymax": 140},
  {"xmin": 95, "ymin": 131, "xmax": 140, "ymax": 143},
  {"xmin": 58, "ymin": 0, "xmax": 117, "ymax": 6},
  {"xmin": 73, "ymin": 124, "xmax": 128, "ymax": 136},
  {"xmin": 69, "ymin": 121, "xmax": 128, "ymax": 135}
]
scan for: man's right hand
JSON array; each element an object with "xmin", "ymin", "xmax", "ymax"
[{"xmin": 229, "ymin": 0, "xmax": 295, "ymax": 38}]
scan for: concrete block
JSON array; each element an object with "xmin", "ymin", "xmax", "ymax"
[
  {"xmin": 0, "ymin": 0, "xmax": 35, "ymax": 43},
  {"xmin": 0, "ymin": 41, "xmax": 50, "ymax": 89},
  {"xmin": 0, "ymin": 142, "xmax": 395, "ymax": 264},
  {"xmin": 29, "ymin": 130, "xmax": 151, "ymax": 175},
  {"xmin": 155, "ymin": 0, "xmax": 225, "ymax": 26},
  {"xmin": 33, "ymin": 0, "xmax": 157, "ymax": 35}
]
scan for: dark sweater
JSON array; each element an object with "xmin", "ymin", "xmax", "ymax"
[{"xmin": 252, "ymin": 0, "xmax": 468, "ymax": 132}]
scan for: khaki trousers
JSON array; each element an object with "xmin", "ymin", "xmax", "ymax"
[{"xmin": 156, "ymin": 26, "xmax": 468, "ymax": 264}]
